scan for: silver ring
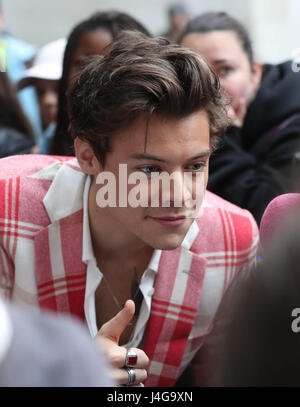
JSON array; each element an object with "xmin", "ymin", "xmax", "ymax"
[
  {"xmin": 125, "ymin": 348, "xmax": 138, "ymax": 367},
  {"xmin": 126, "ymin": 368, "xmax": 136, "ymax": 386}
]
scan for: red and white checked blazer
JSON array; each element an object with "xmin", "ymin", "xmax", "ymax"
[{"xmin": 0, "ymin": 155, "xmax": 259, "ymax": 386}]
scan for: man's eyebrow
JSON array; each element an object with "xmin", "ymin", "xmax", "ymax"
[
  {"xmin": 189, "ymin": 151, "xmax": 211, "ymax": 160},
  {"xmin": 130, "ymin": 150, "xmax": 211, "ymax": 162},
  {"xmin": 130, "ymin": 153, "xmax": 166, "ymax": 162}
]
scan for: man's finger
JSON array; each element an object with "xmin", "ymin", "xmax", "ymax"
[
  {"xmin": 114, "ymin": 368, "xmax": 148, "ymax": 386},
  {"xmin": 98, "ymin": 299, "xmax": 135, "ymax": 342}
]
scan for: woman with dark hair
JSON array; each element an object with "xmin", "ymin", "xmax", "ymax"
[
  {"xmin": 179, "ymin": 12, "xmax": 300, "ymax": 224},
  {"xmin": 0, "ymin": 71, "xmax": 35, "ymax": 158},
  {"xmin": 50, "ymin": 10, "xmax": 151, "ymax": 156}
]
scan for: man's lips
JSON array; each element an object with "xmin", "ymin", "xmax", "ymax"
[{"xmin": 149, "ymin": 215, "xmax": 187, "ymax": 227}]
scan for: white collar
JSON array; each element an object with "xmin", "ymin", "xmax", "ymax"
[
  {"xmin": 41, "ymin": 158, "xmax": 86, "ymax": 223},
  {"xmin": 82, "ymin": 175, "xmax": 94, "ymax": 264}
]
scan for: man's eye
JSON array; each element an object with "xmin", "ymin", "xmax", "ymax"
[
  {"xmin": 186, "ymin": 163, "xmax": 206, "ymax": 171},
  {"xmin": 139, "ymin": 166, "xmax": 161, "ymax": 174}
]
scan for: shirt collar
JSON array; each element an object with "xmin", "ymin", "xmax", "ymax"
[
  {"xmin": 147, "ymin": 249, "xmax": 161, "ymax": 273},
  {"xmin": 82, "ymin": 175, "xmax": 94, "ymax": 263},
  {"xmin": 42, "ymin": 158, "xmax": 86, "ymax": 223}
]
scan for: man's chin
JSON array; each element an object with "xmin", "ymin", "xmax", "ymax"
[{"xmin": 150, "ymin": 236, "xmax": 185, "ymax": 251}]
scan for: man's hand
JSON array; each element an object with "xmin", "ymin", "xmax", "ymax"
[{"xmin": 94, "ymin": 299, "xmax": 149, "ymax": 386}]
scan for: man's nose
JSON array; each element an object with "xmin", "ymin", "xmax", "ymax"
[{"xmin": 163, "ymin": 171, "xmax": 194, "ymax": 208}]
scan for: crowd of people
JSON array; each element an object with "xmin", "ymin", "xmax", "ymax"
[{"xmin": 0, "ymin": 2, "xmax": 300, "ymax": 388}]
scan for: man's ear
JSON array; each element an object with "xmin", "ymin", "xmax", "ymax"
[
  {"xmin": 74, "ymin": 137, "xmax": 101, "ymax": 175},
  {"xmin": 251, "ymin": 61, "xmax": 263, "ymax": 92}
]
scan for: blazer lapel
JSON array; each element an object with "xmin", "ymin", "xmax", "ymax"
[
  {"xmin": 33, "ymin": 211, "xmax": 87, "ymax": 320},
  {"xmin": 144, "ymin": 220, "xmax": 207, "ymax": 386},
  {"xmin": 33, "ymin": 160, "xmax": 87, "ymax": 319}
]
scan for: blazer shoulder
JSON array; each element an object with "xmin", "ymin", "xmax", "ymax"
[
  {"xmin": 0, "ymin": 155, "xmax": 81, "ymax": 225},
  {"xmin": 193, "ymin": 191, "xmax": 259, "ymax": 254},
  {"xmin": 203, "ymin": 190, "xmax": 257, "ymax": 219},
  {"xmin": 0, "ymin": 154, "xmax": 72, "ymax": 179}
]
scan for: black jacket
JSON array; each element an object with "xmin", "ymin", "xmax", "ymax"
[
  {"xmin": 207, "ymin": 61, "xmax": 300, "ymax": 224},
  {"xmin": 0, "ymin": 127, "xmax": 34, "ymax": 158}
]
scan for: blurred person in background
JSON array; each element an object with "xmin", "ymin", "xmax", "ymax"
[
  {"xmin": 203, "ymin": 204, "xmax": 300, "ymax": 386},
  {"xmin": 177, "ymin": 193, "xmax": 300, "ymax": 387},
  {"xmin": 179, "ymin": 12, "xmax": 300, "ymax": 224},
  {"xmin": 0, "ymin": 1, "xmax": 41, "ymax": 141},
  {"xmin": 18, "ymin": 38, "xmax": 66, "ymax": 154},
  {"xmin": 0, "ymin": 297, "xmax": 115, "ymax": 386},
  {"xmin": 291, "ymin": 140, "xmax": 300, "ymax": 188},
  {"xmin": 259, "ymin": 193, "xmax": 300, "ymax": 247},
  {"xmin": 162, "ymin": 3, "xmax": 190, "ymax": 43},
  {"xmin": 50, "ymin": 10, "xmax": 151, "ymax": 157},
  {"xmin": 0, "ymin": 71, "xmax": 35, "ymax": 158}
]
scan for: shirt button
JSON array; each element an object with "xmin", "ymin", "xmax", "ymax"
[{"xmin": 148, "ymin": 288, "xmax": 155, "ymax": 296}]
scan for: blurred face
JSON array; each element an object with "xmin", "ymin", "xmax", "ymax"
[
  {"xmin": 181, "ymin": 30, "xmax": 262, "ymax": 107},
  {"xmin": 68, "ymin": 29, "xmax": 112, "ymax": 88},
  {"xmin": 170, "ymin": 13, "xmax": 189, "ymax": 33},
  {"xmin": 78, "ymin": 110, "xmax": 210, "ymax": 252},
  {"xmin": 35, "ymin": 78, "xmax": 59, "ymax": 129}
]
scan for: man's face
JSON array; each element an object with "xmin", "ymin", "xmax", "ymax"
[
  {"xmin": 35, "ymin": 78, "xmax": 59, "ymax": 129},
  {"xmin": 90, "ymin": 110, "xmax": 210, "ymax": 251}
]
